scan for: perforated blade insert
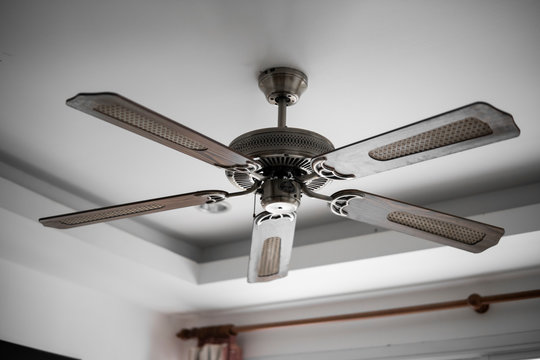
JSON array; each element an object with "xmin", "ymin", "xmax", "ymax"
[
  {"xmin": 387, "ymin": 211, "xmax": 486, "ymax": 245},
  {"xmin": 94, "ymin": 104, "xmax": 208, "ymax": 151},
  {"xmin": 58, "ymin": 203, "xmax": 164, "ymax": 226},
  {"xmin": 258, "ymin": 237, "xmax": 281, "ymax": 277},
  {"xmin": 369, "ymin": 117, "xmax": 493, "ymax": 161}
]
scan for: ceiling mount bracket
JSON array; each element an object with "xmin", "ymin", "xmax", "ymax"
[{"xmin": 258, "ymin": 67, "xmax": 308, "ymax": 106}]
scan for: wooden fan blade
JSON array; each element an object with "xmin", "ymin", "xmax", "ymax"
[
  {"xmin": 330, "ymin": 190, "xmax": 504, "ymax": 253},
  {"xmin": 67, "ymin": 93, "xmax": 257, "ymax": 171},
  {"xmin": 312, "ymin": 102, "xmax": 520, "ymax": 179},
  {"xmin": 39, "ymin": 190, "xmax": 229, "ymax": 229},
  {"xmin": 247, "ymin": 212, "xmax": 297, "ymax": 283}
]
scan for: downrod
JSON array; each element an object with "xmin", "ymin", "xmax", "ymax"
[{"xmin": 277, "ymin": 96, "xmax": 288, "ymax": 128}]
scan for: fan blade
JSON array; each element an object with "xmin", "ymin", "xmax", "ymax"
[
  {"xmin": 247, "ymin": 212, "xmax": 297, "ymax": 283},
  {"xmin": 330, "ymin": 190, "xmax": 503, "ymax": 253},
  {"xmin": 312, "ymin": 102, "xmax": 520, "ymax": 179},
  {"xmin": 39, "ymin": 190, "xmax": 228, "ymax": 229},
  {"xmin": 67, "ymin": 92, "xmax": 257, "ymax": 171}
]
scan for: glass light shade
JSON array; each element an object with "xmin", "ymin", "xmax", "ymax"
[{"xmin": 247, "ymin": 211, "xmax": 297, "ymax": 283}]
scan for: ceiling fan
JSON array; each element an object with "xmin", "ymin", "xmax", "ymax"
[{"xmin": 40, "ymin": 67, "xmax": 520, "ymax": 283}]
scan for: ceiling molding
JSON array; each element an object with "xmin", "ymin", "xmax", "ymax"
[{"xmin": 3, "ymin": 154, "xmax": 540, "ymax": 265}]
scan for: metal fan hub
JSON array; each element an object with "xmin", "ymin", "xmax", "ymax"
[
  {"xmin": 260, "ymin": 178, "xmax": 301, "ymax": 214},
  {"xmin": 226, "ymin": 127, "xmax": 335, "ymax": 190}
]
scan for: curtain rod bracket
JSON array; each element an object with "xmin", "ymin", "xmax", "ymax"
[{"xmin": 467, "ymin": 293, "xmax": 490, "ymax": 314}]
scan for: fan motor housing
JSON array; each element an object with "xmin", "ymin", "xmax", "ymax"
[
  {"xmin": 226, "ymin": 127, "xmax": 335, "ymax": 190},
  {"xmin": 260, "ymin": 178, "xmax": 302, "ymax": 214}
]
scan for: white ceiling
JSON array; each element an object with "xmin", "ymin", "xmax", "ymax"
[{"xmin": 1, "ymin": 0, "xmax": 540, "ymax": 312}]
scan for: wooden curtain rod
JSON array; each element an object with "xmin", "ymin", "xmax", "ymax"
[{"xmin": 177, "ymin": 289, "xmax": 540, "ymax": 341}]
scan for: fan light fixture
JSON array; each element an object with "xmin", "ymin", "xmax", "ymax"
[
  {"xmin": 198, "ymin": 201, "xmax": 231, "ymax": 214},
  {"xmin": 39, "ymin": 66, "xmax": 520, "ymax": 283}
]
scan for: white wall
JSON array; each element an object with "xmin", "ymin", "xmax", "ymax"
[
  {"xmin": 0, "ymin": 258, "xmax": 180, "ymax": 360},
  {"xmin": 175, "ymin": 267, "xmax": 540, "ymax": 360},
  {"xmin": 3, "ymin": 252, "xmax": 539, "ymax": 360}
]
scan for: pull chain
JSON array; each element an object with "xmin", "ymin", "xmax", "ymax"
[{"xmin": 252, "ymin": 192, "xmax": 257, "ymax": 218}]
